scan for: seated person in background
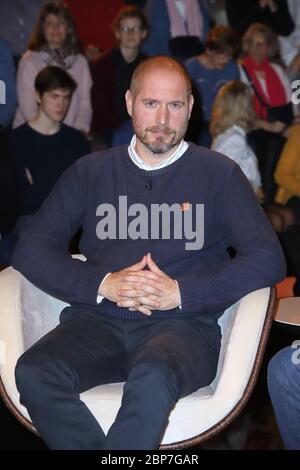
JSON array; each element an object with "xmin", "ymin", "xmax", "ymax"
[
  {"xmin": 268, "ymin": 344, "xmax": 300, "ymax": 449},
  {"xmin": 142, "ymin": 0, "xmax": 210, "ymax": 60},
  {"xmin": 13, "ymin": 2, "xmax": 92, "ymax": 135},
  {"xmin": 11, "ymin": 66, "xmax": 90, "ymax": 216},
  {"xmin": 275, "ymin": 124, "xmax": 300, "ymax": 223},
  {"xmin": 0, "ymin": 66, "xmax": 90, "ymax": 267},
  {"xmin": 12, "ymin": 56, "xmax": 285, "ymax": 450},
  {"xmin": 211, "ymin": 80, "xmax": 295, "ymax": 232},
  {"xmin": 91, "ymin": 5, "xmax": 148, "ymax": 147},
  {"xmin": 185, "ymin": 26, "xmax": 240, "ymax": 147},
  {"xmin": 239, "ymin": 22, "xmax": 294, "ymax": 204}
]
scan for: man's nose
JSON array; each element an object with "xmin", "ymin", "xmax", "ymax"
[{"xmin": 156, "ymin": 105, "xmax": 169, "ymax": 126}]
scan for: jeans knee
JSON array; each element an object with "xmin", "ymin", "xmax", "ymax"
[
  {"xmin": 129, "ymin": 358, "xmax": 179, "ymax": 398},
  {"xmin": 15, "ymin": 349, "xmax": 75, "ymax": 405},
  {"xmin": 15, "ymin": 351, "xmax": 41, "ymax": 402},
  {"xmin": 268, "ymin": 346, "xmax": 298, "ymax": 393}
]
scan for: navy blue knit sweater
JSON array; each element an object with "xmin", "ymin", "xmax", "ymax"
[{"xmin": 12, "ymin": 143, "xmax": 286, "ymax": 320}]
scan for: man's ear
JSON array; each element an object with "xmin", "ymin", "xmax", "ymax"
[{"xmin": 125, "ymin": 89, "xmax": 133, "ymax": 117}]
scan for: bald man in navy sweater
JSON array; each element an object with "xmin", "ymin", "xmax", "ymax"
[{"xmin": 13, "ymin": 56, "xmax": 286, "ymax": 450}]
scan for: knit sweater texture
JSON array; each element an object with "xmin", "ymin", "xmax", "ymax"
[{"xmin": 13, "ymin": 143, "xmax": 286, "ymax": 320}]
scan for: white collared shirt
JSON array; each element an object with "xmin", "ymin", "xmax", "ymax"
[{"xmin": 128, "ymin": 134, "xmax": 188, "ymax": 170}]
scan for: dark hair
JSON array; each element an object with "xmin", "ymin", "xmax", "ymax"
[
  {"xmin": 205, "ymin": 26, "xmax": 239, "ymax": 56},
  {"xmin": 35, "ymin": 66, "xmax": 77, "ymax": 96},
  {"xmin": 28, "ymin": 2, "xmax": 81, "ymax": 54},
  {"xmin": 112, "ymin": 5, "xmax": 149, "ymax": 32}
]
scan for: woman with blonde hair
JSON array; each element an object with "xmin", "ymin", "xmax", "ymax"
[
  {"xmin": 211, "ymin": 80, "xmax": 294, "ymax": 232},
  {"xmin": 211, "ymin": 81, "xmax": 262, "ymax": 195},
  {"xmin": 13, "ymin": 2, "xmax": 92, "ymax": 134},
  {"xmin": 238, "ymin": 22, "xmax": 294, "ymax": 204}
]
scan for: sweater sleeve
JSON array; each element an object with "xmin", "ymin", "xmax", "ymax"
[
  {"xmin": 12, "ymin": 159, "xmax": 108, "ymax": 305},
  {"xmin": 176, "ymin": 165, "xmax": 286, "ymax": 315}
]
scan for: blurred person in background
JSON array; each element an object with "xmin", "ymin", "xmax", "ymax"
[{"xmin": 13, "ymin": 2, "xmax": 92, "ymax": 135}]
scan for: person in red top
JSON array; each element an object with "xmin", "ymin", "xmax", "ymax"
[{"xmin": 239, "ymin": 22, "xmax": 294, "ymax": 203}]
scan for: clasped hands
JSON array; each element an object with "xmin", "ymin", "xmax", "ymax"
[{"xmin": 99, "ymin": 253, "xmax": 181, "ymax": 316}]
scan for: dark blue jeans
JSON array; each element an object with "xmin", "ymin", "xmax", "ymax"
[
  {"xmin": 268, "ymin": 344, "xmax": 300, "ymax": 449},
  {"xmin": 15, "ymin": 307, "xmax": 221, "ymax": 450}
]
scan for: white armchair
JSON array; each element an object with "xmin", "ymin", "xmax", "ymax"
[{"xmin": 0, "ymin": 265, "xmax": 276, "ymax": 449}]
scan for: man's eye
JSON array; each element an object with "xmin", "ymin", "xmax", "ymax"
[
  {"xmin": 145, "ymin": 101, "xmax": 156, "ymax": 108},
  {"xmin": 169, "ymin": 103, "xmax": 182, "ymax": 109}
]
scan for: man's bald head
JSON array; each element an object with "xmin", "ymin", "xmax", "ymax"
[{"xmin": 130, "ymin": 56, "xmax": 192, "ymax": 98}]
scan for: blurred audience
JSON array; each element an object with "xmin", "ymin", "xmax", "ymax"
[
  {"xmin": 0, "ymin": 66, "xmax": 89, "ymax": 267},
  {"xmin": 211, "ymin": 80, "xmax": 295, "ymax": 232},
  {"xmin": 0, "ymin": 0, "xmax": 46, "ymax": 64},
  {"xmin": 186, "ymin": 25, "xmax": 239, "ymax": 146},
  {"xmin": 239, "ymin": 23, "xmax": 294, "ymax": 203},
  {"xmin": 13, "ymin": 2, "xmax": 92, "ymax": 135},
  {"xmin": 91, "ymin": 5, "xmax": 148, "ymax": 147},
  {"xmin": 142, "ymin": 0, "xmax": 210, "ymax": 60}
]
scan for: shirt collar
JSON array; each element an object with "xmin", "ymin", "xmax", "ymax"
[{"xmin": 128, "ymin": 134, "xmax": 188, "ymax": 171}]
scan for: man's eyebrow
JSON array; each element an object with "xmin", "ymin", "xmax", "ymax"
[
  {"xmin": 169, "ymin": 100, "xmax": 185, "ymax": 105},
  {"xmin": 141, "ymin": 99, "xmax": 185, "ymax": 104}
]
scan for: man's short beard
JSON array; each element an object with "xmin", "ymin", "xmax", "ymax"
[
  {"xmin": 133, "ymin": 120, "xmax": 188, "ymax": 155},
  {"xmin": 142, "ymin": 135, "xmax": 178, "ymax": 154}
]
